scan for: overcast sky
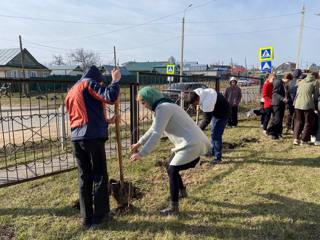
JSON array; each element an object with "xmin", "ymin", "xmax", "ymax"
[{"xmin": 1, "ymin": 0, "xmax": 320, "ymax": 68}]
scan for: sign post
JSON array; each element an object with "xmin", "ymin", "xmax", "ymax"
[{"xmin": 166, "ymin": 64, "xmax": 175, "ymax": 82}]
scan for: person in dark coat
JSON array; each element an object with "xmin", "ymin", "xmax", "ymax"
[
  {"xmin": 224, "ymin": 77, "xmax": 242, "ymax": 127},
  {"xmin": 286, "ymin": 69, "xmax": 303, "ymax": 132},
  {"xmin": 266, "ymin": 74, "xmax": 288, "ymax": 139},
  {"xmin": 65, "ymin": 65, "xmax": 121, "ymax": 228}
]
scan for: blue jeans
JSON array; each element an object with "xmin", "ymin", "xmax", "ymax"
[{"xmin": 211, "ymin": 116, "xmax": 228, "ymax": 160}]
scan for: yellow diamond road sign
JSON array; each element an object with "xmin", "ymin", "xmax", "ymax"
[
  {"xmin": 166, "ymin": 64, "xmax": 175, "ymax": 75},
  {"xmin": 259, "ymin": 46, "xmax": 274, "ymax": 61}
]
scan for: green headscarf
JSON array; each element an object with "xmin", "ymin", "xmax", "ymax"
[{"xmin": 138, "ymin": 86, "xmax": 173, "ymax": 111}]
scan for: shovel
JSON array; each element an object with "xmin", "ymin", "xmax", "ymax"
[{"xmin": 109, "ymin": 46, "xmax": 140, "ymax": 213}]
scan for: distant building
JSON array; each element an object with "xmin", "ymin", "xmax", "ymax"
[
  {"xmin": 308, "ymin": 63, "xmax": 320, "ymax": 73},
  {"xmin": 49, "ymin": 65, "xmax": 83, "ymax": 76},
  {"xmin": 123, "ymin": 61, "xmax": 173, "ymax": 74},
  {"xmin": 183, "ymin": 63, "xmax": 215, "ymax": 76},
  {"xmin": 0, "ymin": 48, "xmax": 50, "ymax": 78},
  {"xmin": 275, "ymin": 62, "xmax": 296, "ymax": 74},
  {"xmin": 231, "ymin": 65, "xmax": 247, "ymax": 75},
  {"xmin": 209, "ymin": 65, "xmax": 231, "ymax": 79},
  {"xmin": 100, "ymin": 65, "xmax": 130, "ymax": 76}
]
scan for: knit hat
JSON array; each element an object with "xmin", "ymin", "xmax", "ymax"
[
  {"xmin": 292, "ymin": 69, "xmax": 302, "ymax": 79},
  {"xmin": 229, "ymin": 76, "xmax": 237, "ymax": 83}
]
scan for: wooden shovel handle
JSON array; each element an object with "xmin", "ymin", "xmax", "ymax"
[
  {"xmin": 114, "ymin": 98, "xmax": 124, "ymax": 184},
  {"xmin": 196, "ymin": 105, "xmax": 200, "ymax": 125}
]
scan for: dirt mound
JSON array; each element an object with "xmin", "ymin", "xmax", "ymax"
[{"xmin": 0, "ymin": 225, "xmax": 15, "ymax": 240}]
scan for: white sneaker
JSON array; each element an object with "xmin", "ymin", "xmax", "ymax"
[
  {"xmin": 293, "ymin": 139, "xmax": 300, "ymax": 145},
  {"xmin": 262, "ymin": 130, "xmax": 267, "ymax": 136},
  {"xmin": 314, "ymin": 141, "xmax": 320, "ymax": 146},
  {"xmin": 311, "ymin": 136, "xmax": 316, "ymax": 143}
]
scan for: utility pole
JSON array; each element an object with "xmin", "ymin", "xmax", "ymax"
[
  {"xmin": 296, "ymin": 5, "xmax": 305, "ymax": 69},
  {"xmin": 180, "ymin": 16, "xmax": 185, "ymax": 81},
  {"xmin": 230, "ymin": 57, "xmax": 233, "ymax": 67},
  {"xmin": 19, "ymin": 35, "xmax": 28, "ymax": 96},
  {"xmin": 19, "ymin": 35, "xmax": 25, "ymax": 79},
  {"xmin": 245, "ymin": 57, "xmax": 248, "ymax": 77},
  {"xmin": 180, "ymin": 4, "xmax": 192, "ymax": 82}
]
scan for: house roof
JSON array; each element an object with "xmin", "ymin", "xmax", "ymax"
[
  {"xmin": 49, "ymin": 65, "xmax": 83, "ymax": 75},
  {"xmin": 0, "ymin": 48, "xmax": 49, "ymax": 70},
  {"xmin": 276, "ymin": 62, "xmax": 296, "ymax": 71},
  {"xmin": 101, "ymin": 65, "xmax": 130, "ymax": 75},
  {"xmin": 184, "ymin": 64, "xmax": 208, "ymax": 72},
  {"xmin": 123, "ymin": 61, "xmax": 168, "ymax": 72},
  {"xmin": 49, "ymin": 65, "xmax": 82, "ymax": 70},
  {"xmin": 0, "ymin": 48, "xmax": 21, "ymax": 65}
]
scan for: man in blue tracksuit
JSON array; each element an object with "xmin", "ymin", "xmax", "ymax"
[{"xmin": 65, "ymin": 65, "xmax": 121, "ymax": 228}]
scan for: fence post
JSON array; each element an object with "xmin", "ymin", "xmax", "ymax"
[
  {"xmin": 215, "ymin": 77, "xmax": 220, "ymax": 93},
  {"xmin": 59, "ymin": 104, "xmax": 66, "ymax": 150},
  {"xmin": 130, "ymin": 83, "xmax": 139, "ymax": 145}
]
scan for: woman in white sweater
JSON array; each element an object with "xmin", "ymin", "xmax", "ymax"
[{"xmin": 130, "ymin": 86, "xmax": 211, "ymax": 214}]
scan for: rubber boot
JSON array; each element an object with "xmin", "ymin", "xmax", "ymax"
[
  {"xmin": 160, "ymin": 201, "xmax": 179, "ymax": 215},
  {"xmin": 179, "ymin": 187, "xmax": 188, "ymax": 198}
]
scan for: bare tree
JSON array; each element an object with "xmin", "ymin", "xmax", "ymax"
[
  {"xmin": 51, "ymin": 55, "xmax": 65, "ymax": 65},
  {"xmin": 68, "ymin": 48, "xmax": 101, "ymax": 71}
]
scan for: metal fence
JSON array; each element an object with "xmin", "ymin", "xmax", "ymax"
[
  {"xmin": 0, "ymin": 78, "xmax": 76, "ymax": 187},
  {"xmin": 0, "ymin": 73, "xmax": 260, "ymax": 187}
]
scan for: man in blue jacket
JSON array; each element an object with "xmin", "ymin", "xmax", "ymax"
[{"xmin": 66, "ymin": 65, "xmax": 121, "ymax": 228}]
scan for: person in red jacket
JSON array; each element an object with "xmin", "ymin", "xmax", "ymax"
[
  {"xmin": 262, "ymin": 73, "xmax": 275, "ymax": 134},
  {"xmin": 65, "ymin": 65, "xmax": 121, "ymax": 228}
]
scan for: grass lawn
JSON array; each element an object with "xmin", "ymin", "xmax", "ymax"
[{"xmin": 0, "ymin": 119, "xmax": 320, "ymax": 240}]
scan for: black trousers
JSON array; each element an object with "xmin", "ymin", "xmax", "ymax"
[
  {"xmin": 73, "ymin": 139, "xmax": 109, "ymax": 221},
  {"xmin": 262, "ymin": 108, "xmax": 272, "ymax": 131},
  {"xmin": 293, "ymin": 109, "xmax": 315, "ymax": 142},
  {"xmin": 267, "ymin": 104, "xmax": 285, "ymax": 138},
  {"xmin": 167, "ymin": 157, "xmax": 200, "ymax": 202},
  {"xmin": 228, "ymin": 106, "xmax": 238, "ymax": 126}
]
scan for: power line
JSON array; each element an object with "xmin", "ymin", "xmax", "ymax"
[
  {"xmin": 185, "ymin": 12, "xmax": 300, "ymax": 24},
  {"xmin": 0, "ymin": 11, "xmax": 299, "ymax": 26},
  {"xmin": 23, "ymin": 25, "xmax": 298, "ymax": 56},
  {"xmin": 24, "ymin": 0, "xmax": 216, "ymax": 44},
  {"xmin": 305, "ymin": 25, "xmax": 320, "ymax": 31},
  {"xmin": 185, "ymin": 25, "xmax": 299, "ymax": 37},
  {"xmin": 24, "ymin": 35, "xmax": 181, "ymax": 55}
]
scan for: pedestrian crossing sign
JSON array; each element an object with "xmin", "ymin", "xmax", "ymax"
[
  {"xmin": 260, "ymin": 61, "xmax": 272, "ymax": 73},
  {"xmin": 259, "ymin": 46, "xmax": 274, "ymax": 61},
  {"xmin": 166, "ymin": 64, "xmax": 175, "ymax": 75}
]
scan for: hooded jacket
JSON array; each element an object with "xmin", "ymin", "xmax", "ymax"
[
  {"xmin": 224, "ymin": 83, "xmax": 242, "ymax": 107},
  {"xmin": 288, "ymin": 69, "xmax": 302, "ymax": 101},
  {"xmin": 294, "ymin": 74, "xmax": 319, "ymax": 110},
  {"xmin": 65, "ymin": 65, "xmax": 120, "ymax": 141}
]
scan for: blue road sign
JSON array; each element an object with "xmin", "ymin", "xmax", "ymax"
[
  {"xmin": 259, "ymin": 46, "xmax": 274, "ymax": 61},
  {"xmin": 260, "ymin": 61, "xmax": 272, "ymax": 73}
]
